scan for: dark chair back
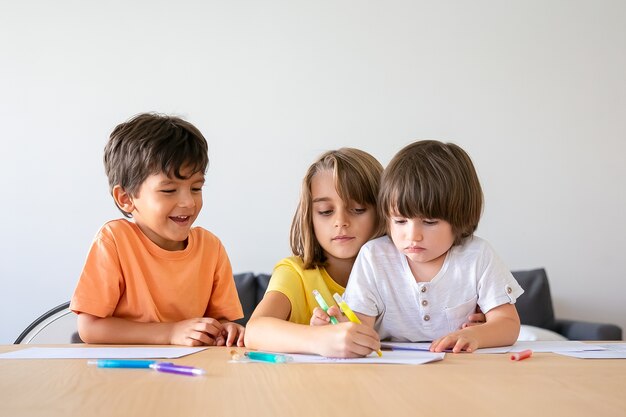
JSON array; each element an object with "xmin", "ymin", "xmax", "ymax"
[
  {"xmin": 234, "ymin": 272, "xmax": 271, "ymax": 326},
  {"xmin": 512, "ymin": 268, "xmax": 557, "ymax": 331}
]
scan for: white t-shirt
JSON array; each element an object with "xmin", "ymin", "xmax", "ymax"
[{"xmin": 343, "ymin": 235, "xmax": 524, "ymax": 342}]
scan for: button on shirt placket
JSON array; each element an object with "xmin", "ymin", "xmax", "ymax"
[{"xmin": 419, "ymin": 284, "xmax": 431, "ymax": 324}]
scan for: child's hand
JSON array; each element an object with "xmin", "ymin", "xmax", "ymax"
[
  {"xmin": 310, "ymin": 305, "xmax": 345, "ymax": 326},
  {"xmin": 462, "ymin": 307, "xmax": 486, "ymax": 328},
  {"xmin": 314, "ymin": 321, "xmax": 380, "ymax": 358},
  {"xmin": 429, "ymin": 328, "xmax": 480, "ymax": 353},
  {"xmin": 170, "ymin": 317, "xmax": 224, "ymax": 346},
  {"xmin": 219, "ymin": 321, "xmax": 245, "ymax": 347}
]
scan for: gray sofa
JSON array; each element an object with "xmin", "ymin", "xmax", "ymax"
[
  {"xmin": 16, "ymin": 268, "xmax": 620, "ymax": 344},
  {"xmin": 234, "ymin": 268, "xmax": 623, "ymax": 340},
  {"xmin": 512, "ymin": 268, "xmax": 622, "ymax": 340}
]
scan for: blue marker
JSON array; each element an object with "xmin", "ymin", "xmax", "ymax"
[{"xmin": 88, "ymin": 359, "xmax": 157, "ymax": 368}]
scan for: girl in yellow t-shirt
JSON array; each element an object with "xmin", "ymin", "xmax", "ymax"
[{"xmin": 244, "ymin": 148, "xmax": 385, "ymax": 357}]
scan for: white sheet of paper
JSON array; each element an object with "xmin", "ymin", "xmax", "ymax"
[
  {"xmin": 0, "ymin": 346, "xmax": 207, "ymax": 360},
  {"xmin": 380, "ymin": 340, "xmax": 607, "ymax": 354},
  {"xmin": 593, "ymin": 343, "xmax": 626, "ymax": 352},
  {"xmin": 380, "ymin": 341, "xmax": 510, "ymax": 354},
  {"xmin": 287, "ymin": 350, "xmax": 444, "ymax": 365},
  {"xmin": 380, "ymin": 342, "xmax": 432, "ymax": 352},
  {"xmin": 509, "ymin": 341, "xmax": 606, "ymax": 352},
  {"xmin": 555, "ymin": 351, "xmax": 626, "ymax": 359},
  {"xmin": 230, "ymin": 350, "xmax": 444, "ymax": 365}
]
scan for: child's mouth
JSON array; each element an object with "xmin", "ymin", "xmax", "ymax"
[{"xmin": 170, "ymin": 216, "xmax": 191, "ymax": 224}]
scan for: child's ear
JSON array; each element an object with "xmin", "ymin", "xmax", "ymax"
[{"xmin": 112, "ymin": 185, "xmax": 135, "ymax": 214}]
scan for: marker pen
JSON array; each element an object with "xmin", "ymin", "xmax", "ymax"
[
  {"xmin": 87, "ymin": 359, "xmax": 157, "ymax": 368},
  {"xmin": 231, "ymin": 350, "xmax": 293, "ymax": 363},
  {"xmin": 149, "ymin": 362, "xmax": 206, "ymax": 376},
  {"xmin": 333, "ymin": 293, "xmax": 383, "ymax": 357},
  {"xmin": 312, "ymin": 289, "xmax": 338, "ymax": 324},
  {"xmin": 511, "ymin": 349, "xmax": 533, "ymax": 361},
  {"xmin": 246, "ymin": 351, "xmax": 293, "ymax": 363}
]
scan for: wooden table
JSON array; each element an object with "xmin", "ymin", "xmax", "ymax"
[{"xmin": 0, "ymin": 345, "xmax": 625, "ymax": 417}]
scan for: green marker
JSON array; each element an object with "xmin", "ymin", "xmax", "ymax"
[
  {"xmin": 312, "ymin": 289, "xmax": 339, "ymax": 325},
  {"xmin": 244, "ymin": 351, "xmax": 293, "ymax": 363}
]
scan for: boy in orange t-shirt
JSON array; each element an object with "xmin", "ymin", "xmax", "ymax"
[{"xmin": 71, "ymin": 113, "xmax": 244, "ymax": 346}]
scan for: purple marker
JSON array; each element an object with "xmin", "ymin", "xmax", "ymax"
[{"xmin": 149, "ymin": 362, "xmax": 206, "ymax": 376}]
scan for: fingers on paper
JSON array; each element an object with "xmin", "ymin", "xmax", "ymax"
[{"xmin": 430, "ymin": 334, "xmax": 478, "ymax": 353}]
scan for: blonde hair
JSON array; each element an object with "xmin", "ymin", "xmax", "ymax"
[
  {"xmin": 290, "ymin": 148, "xmax": 384, "ymax": 269},
  {"xmin": 379, "ymin": 140, "xmax": 483, "ymax": 245}
]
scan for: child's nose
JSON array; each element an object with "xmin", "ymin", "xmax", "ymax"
[
  {"xmin": 178, "ymin": 191, "xmax": 196, "ymax": 208},
  {"xmin": 334, "ymin": 210, "xmax": 349, "ymax": 228},
  {"xmin": 408, "ymin": 222, "xmax": 423, "ymax": 241}
]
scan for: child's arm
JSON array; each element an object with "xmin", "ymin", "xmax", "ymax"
[
  {"xmin": 244, "ymin": 291, "xmax": 381, "ymax": 358},
  {"xmin": 429, "ymin": 303, "xmax": 520, "ymax": 353},
  {"xmin": 77, "ymin": 313, "xmax": 225, "ymax": 346}
]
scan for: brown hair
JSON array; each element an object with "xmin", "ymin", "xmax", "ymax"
[
  {"xmin": 290, "ymin": 148, "xmax": 384, "ymax": 269},
  {"xmin": 104, "ymin": 113, "xmax": 209, "ymax": 217},
  {"xmin": 379, "ymin": 140, "xmax": 483, "ymax": 245}
]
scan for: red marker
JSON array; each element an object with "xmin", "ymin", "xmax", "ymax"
[{"xmin": 510, "ymin": 349, "xmax": 533, "ymax": 361}]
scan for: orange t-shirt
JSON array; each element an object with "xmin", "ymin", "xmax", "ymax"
[{"xmin": 70, "ymin": 219, "xmax": 243, "ymax": 323}]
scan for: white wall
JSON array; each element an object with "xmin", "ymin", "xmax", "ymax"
[{"xmin": 1, "ymin": 1, "xmax": 624, "ymax": 343}]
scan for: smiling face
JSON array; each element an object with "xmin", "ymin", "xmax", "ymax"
[
  {"xmin": 310, "ymin": 170, "xmax": 376, "ymax": 265},
  {"xmin": 115, "ymin": 167, "xmax": 205, "ymax": 251}
]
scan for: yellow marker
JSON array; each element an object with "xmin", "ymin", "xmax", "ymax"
[{"xmin": 333, "ymin": 293, "xmax": 383, "ymax": 357}]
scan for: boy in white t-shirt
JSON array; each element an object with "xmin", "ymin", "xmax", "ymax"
[{"xmin": 342, "ymin": 140, "xmax": 523, "ymax": 353}]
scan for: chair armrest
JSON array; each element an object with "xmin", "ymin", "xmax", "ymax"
[{"xmin": 554, "ymin": 319, "xmax": 622, "ymax": 341}]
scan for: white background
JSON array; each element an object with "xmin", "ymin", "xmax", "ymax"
[{"xmin": 1, "ymin": 1, "xmax": 624, "ymax": 343}]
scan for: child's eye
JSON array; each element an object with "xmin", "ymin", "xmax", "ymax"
[
  {"xmin": 191, "ymin": 187, "xmax": 203, "ymax": 193},
  {"xmin": 352, "ymin": 207, "xmax": 367, "ymax": 214},
  {"xmin": 160, "ymin": 190, "xmax": 176, "ymax": 194},
  {"xmin": 392, "ymin": 218, "xmax": 407, "ymax": 225},
  {"xmin": 423, "ymin": 219, "xmax": 439, "ymax": 226},
  {"xmin": 318, "ymin": 210, "xmax": 333, "ymax": 216}
]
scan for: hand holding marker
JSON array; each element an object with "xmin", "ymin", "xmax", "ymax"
[
  {"xmin": 312, "ymin": 290, "xmax": 338, "ymax": 324},
  {"xmin": 333, "ymin": 293, "xmax": 383, "ymax": 357},
  {"xmin": 332, "ymin": 293, "xmax": 361, "ymax": 323}
]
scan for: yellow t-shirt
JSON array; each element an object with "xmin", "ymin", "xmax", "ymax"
[
  {"xmin": 70, "ymin": 219, "xmax": 243, "ymax": 323},
  {"xmin": 266, "ymin": 256, "xmax": 345, "ymax": 324}
]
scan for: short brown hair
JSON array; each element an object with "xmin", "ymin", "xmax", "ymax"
[
  {"xmin": 379, "ymin": 140, "xmax": 483, "ymax": 245},
  {"xmin": 104, "ymin": 113, "xmax": 209, "ymax": 217},
  {"xmin": 290, "ymin": 148, "xmax": 384, "ymax": 269}
]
